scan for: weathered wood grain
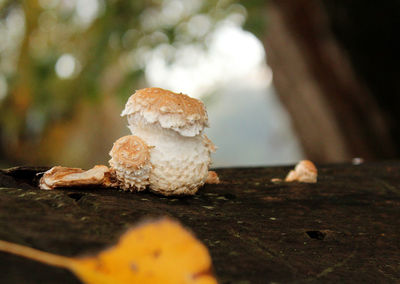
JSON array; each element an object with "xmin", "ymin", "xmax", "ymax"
[{"xmin": 1, "ymin": 162, "xmax": 399, "ymax": 283}]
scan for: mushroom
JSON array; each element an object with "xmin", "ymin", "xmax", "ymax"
[
  {"xmin": 285, "ymin": 160, "xmax": 317, "ymax": 183},
  {"xmin": 39, "ymin": 165, "xmax": 116, "ymax": 190},
  {"xmin": 39, "ymin": 136, "xmax": 152, "ymax": 191},
  {"xmin": 121, "ymin": 87, "xmax": 215, "ymax": 195},
  {"xmin": 108, "ymin": 135, "xmax": 152, "ymax": 191},
  {"xmin": 39, "ymin": 87, "xmax": 217, "ymax": 195},
  {"xmin": 206, "ymin": 171, "xmax": 220, "ymax": 184}
]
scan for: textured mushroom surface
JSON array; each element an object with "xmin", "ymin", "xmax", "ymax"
[
  {"xmin": 122, "ymin": 87, "xmax": 215, "ymax": 195},
  {"xmin": 132, "ymin": 123, "xmax": 212, "ymax": 195},
  {"xmin": 109, "ymin": 135, "xmax": 152, "ymax": 191},
  {"xmin": 122, "ymin": 87, "xmax": 208, "ymax": 137}
]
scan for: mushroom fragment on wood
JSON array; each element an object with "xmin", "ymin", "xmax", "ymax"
[
  {"xmin": 284, "ymin": 160, "xmax": 318, "ymax": 183},
  {"xmin": 39, "ymin": 165, "xmax": 117, "ymax": 190},
  {"xmin": 206, "ymin": 171, "xmax": 220, "ymax": 184}
]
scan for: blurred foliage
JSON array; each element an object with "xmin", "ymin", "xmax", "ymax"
[
  {"xmin": 241, "ymin": 0, "xmax": 268, "ymax": 38},
  {"xmin": 0, "ymin": 0, "xmax": 267, "ymax": 167}
]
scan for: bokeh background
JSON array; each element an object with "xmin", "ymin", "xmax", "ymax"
[{"xmin": 1, "ymin": 0, "xmax": 399, "ymax": 168}]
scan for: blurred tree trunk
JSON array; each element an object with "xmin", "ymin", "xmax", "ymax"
[{"xmin": 263, "ymin": 0, "xmax": 397, "ymax": 162}]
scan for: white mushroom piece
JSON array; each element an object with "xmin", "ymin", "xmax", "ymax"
[{"xmin": 121, "ymin": 87, "xmax": 216, "ymax": 195}]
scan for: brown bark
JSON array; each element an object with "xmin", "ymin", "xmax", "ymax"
[
  {"xmin": 1, "ymin": 164, "xmax": 400, "ymax": 282},
  {"xmin": 264, "ymin": 0, "xmax": 395, "ymax": 162}
]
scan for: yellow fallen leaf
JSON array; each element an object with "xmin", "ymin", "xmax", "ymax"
[{"xmin": 0, "ymin": 218, "xmax": 217, "ymax": 284}]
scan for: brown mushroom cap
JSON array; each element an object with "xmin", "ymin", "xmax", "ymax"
[
  {"xmin": 121, "ymin": 88, "xmax": 208, "ymax": 136},
  {"xmin": 109, "ymin": 135, "xmax": 151, "ymax": 171},
  {"xmin": 285, "ymin": 160, "xmax": 317, "ymax": 183},
  {"xmin": 109, "ymin": 135, "xmax": 152, "ymax": 191}
]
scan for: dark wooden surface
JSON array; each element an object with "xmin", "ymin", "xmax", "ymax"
[{"xmin": 0, "ymin": 162, "xmax": 400, "ymax": 283}]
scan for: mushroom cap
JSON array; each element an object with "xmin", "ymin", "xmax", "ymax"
[
  {"xmin": 295, "ymin": 160, "xmax": 317, "ymax": 175},
  {"xmin": 109, "ymin": 135, "xmax": 151, "ymax": 170},
  {"xmin": 109, "ymin": 135, "xmax": 152, "ymax": 191},
  {"xmin": 285, "ymin": 160, "xmax": 317, "ymax": 183},
  {"xmin": 121, "ymin": 87, "xmax": 208, "ymax": 137}
]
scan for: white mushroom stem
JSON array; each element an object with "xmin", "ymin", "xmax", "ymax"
[{"xmin": 130, "ymin": 121, "xmax": 211, "ymax": 195}]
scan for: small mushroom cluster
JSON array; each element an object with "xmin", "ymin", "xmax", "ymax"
[{"xmin": 40, "ymin": 87, "xmax": 217, "ymax": 196}]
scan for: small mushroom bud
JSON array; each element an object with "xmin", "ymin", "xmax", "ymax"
[
  {"xmin": 206, "ymin": 171, "xmax": 220, "ymax": 184},
  {"xmin": 109, "ymin": 135, "xmax": 152, "ymax": 191},
  {"xmin": 285, "ymin": 160, "xmax": 317, "ymax": 183}
]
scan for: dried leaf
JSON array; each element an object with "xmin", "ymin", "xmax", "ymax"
[{"xmin": 0, "ymin": 218, "xmax": 217, "ymax": 284}]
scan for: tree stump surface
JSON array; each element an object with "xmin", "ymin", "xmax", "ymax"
[{"xmin": 0, "ymin": 162, "xmax": 399, "ymax": 283}]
